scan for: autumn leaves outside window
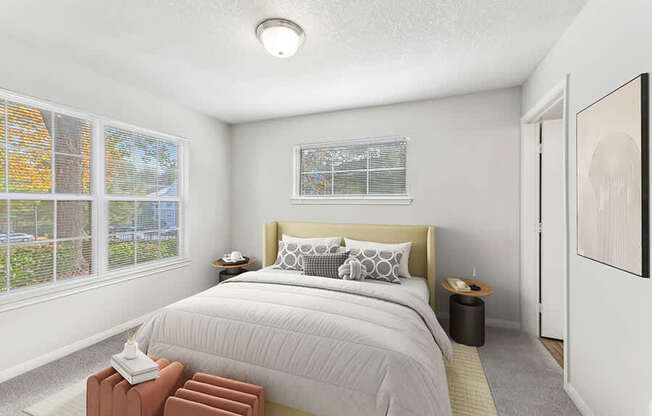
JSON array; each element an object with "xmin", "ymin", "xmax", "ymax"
[
  {"xmin": 0, "ymin": 98, "xmax": 181, "ymax": 294},
  {"xmin": 299, "ymin": 139, "xmax": 408, "ymax": 197}
]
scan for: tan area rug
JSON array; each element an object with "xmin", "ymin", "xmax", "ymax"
[
  {"xmin": 25, "ymin": 343, "xmax": 497, "ymax": 416},
  {"xmin": 445, "ymin": 342, "xmax": 499, "ymax": 416}
]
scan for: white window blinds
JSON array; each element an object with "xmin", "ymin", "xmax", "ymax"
[
  {"xmin": 105, "ymin": 126, "xmax": 178, "ymax": 197},
  {"xmin": 105, "ymin": 126, "xmax": 180, "ymax": 270},
  {"xmin": 0, "ymin": 100, "xmax": 93, "ymax": 293},
  {"xmin": 298, "ymin": 138, "xmax": 408, "ymax": 197},
  {"xmin": 0, "ymin": 91, "xmax": 185, "ymax": 297}
]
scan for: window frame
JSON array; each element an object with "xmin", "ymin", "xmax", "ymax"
[
  {"xmin": 100, "ymin": 121, "xmax": 184, "ymax": 272},
  {"xmin": 291, "ymin": 136, "xmax": 412, "ymax": 205},
  {"xmin": 0, "ymin": 88, "xmax": 190, "ymax": 310}
]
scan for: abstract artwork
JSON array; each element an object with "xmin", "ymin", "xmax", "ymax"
[{"xmin": 577, "ymin": 74, "xmax": 649, "ymax": 277}]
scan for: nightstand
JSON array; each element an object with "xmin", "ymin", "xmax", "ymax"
[
  {"xmin": 212, "ymin": 257, "xmax": 255, "ymax": 282},
  {"xmin": 441, "ymin": 278, "xmax": 494, "ymax": 346}
]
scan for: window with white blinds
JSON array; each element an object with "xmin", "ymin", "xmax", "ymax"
[
  {"xmin": 0, "ymin": 92, "xmax": 185, "ymax": 297},
  {"xmin": 0, "ymin": 100, "xmax": 93, "ymax": 293},
  {"xmin": 295, "ymin": 137, "xmax": 409, "ymax": 200},
  {"xmin": 105, "ymin": 126, "xmax": 180, "ymax": 270}
]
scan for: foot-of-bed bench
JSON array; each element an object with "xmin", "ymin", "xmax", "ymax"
[{"xmin": 87, "ymin": 361, "xmax": 266, "ymax": 416}]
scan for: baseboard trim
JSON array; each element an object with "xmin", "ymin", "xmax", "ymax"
[
  {"xmin": 437, "ymin": 312, "xmax": 521, "ymax": 330},
  {"xmin": 0, "ymin": 312, "xmax": 153, "ymax": 384},
  {"xmin": 565, "ymin": 383, "xmax": 595, "ymax": 416}
]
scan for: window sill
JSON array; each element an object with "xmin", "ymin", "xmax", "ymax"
[
  {"xmin": 0, "ymin": 257, "xmax": 192, "ymax": 313},
  {"xmin": 290, "ymin": 196, "xmax": 413, "ymax": 205}
]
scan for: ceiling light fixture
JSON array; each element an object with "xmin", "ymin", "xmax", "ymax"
[{"xmin": 256, "ymin": 18, "xmax": 305, "ymax": 58}]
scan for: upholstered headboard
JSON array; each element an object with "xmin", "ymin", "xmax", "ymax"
[{"xmin": 262, "ymin": 221, "xmax": 436, "ymax": 309}]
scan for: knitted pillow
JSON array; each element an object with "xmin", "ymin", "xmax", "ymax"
[
  {"xmin": 338, "ymin": 257, "xmax": 369, "ymax": 280},
  {"xmin": 273, "ymin": 241, "xmax": 339, "ymax": 271},
  {"xmin": 302, "ymin": 252, "xmax": 350, "ymax": 279},
  {"xmin": 348, "ymin": 248, "xmax": 403, "ymax": 283}
]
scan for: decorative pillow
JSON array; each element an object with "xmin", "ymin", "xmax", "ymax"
[
  {"xmin": 344, "ymin": 238, "xmax": 412, "ymax": 277},
  {"xmin": 338, "ymin": 257, "xmax": 368, "ymax": 280},
  {"xmin": 303, "ymin": 252, "xmax": 350, "ymax": 279},
  {"xmin": 273, "ymin": 241, "xmax": 339, "ymax": 271},
  {"xmin": 348, "ymin": 248, "xmax": 403, "ymax": 283},
  {"xmin": 282, "ymin": 234, "xmax": 343, "ymax": 247}
]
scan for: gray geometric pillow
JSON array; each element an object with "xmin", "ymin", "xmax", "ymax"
[
  {"xmin": 273, "ymin": 241, "xmax": 339, "ymax": 271},
  {"xmin": 302, "ymin": 251, "xmax": 350, "ymax": 279},
  {"xmin": 348, "ymin": 248, "xmax": 403, "ymax": 283}
]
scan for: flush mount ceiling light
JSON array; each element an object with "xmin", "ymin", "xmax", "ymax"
[{"xmin": 256, "ymin": 18, "xmax": 305, "ymax": 58}]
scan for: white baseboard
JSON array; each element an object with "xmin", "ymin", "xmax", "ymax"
[
  {"xmin": 436, "ymin": 312, "xmax": 521, "ymax": 330},
  {"xmin": 0, "ymin": 312, "xmax": 153, "ymax": 384},
  {"xmin": 565, "ymin": 383, "xmax": 595, "ymax": 416}
]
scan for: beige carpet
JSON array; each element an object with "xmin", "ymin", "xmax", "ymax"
[
  {"xmin": 24, "ymin": 380, "xmax": 86, "ymax": 416},
  {"xmin": 25, "ymin": 342, "xmax": 497, "ymax": 416}
]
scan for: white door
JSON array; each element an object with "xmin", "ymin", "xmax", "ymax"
[{"xmin": 540, "ymin": 119, "xmax": 565, "ymax": 340}]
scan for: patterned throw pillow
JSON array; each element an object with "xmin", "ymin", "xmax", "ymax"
[
  {"xmin": 348, "ymin": 248, "xmax": 403, "ymax": 283},
  {"xmin": 302, "ymin": 252, "xmax": 350, "ymax": 279},
  {"xmin": 273, "ymin": 241, "xmax": 339, "ymax": 271}
]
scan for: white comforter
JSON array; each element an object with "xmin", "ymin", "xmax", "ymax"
[{"xmin": 137, "ymin": 271, "xmax": 453, "ymax": 416}]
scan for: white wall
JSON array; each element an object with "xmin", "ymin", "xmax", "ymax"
[
  {"xmin": 230, "ymin": 87, "xmax": 522, "ymax": 325},
  {"xmin": 522, "ymin": 0, "xmax": 652, "ymax": 414},
  {"xmin": 0, "ymin": 36, "xmax": 231, "ymax": 375}
]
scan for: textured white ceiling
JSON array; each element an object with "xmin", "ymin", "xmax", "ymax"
[{"xmin": 0, "ymin": 0, "xmax": 586, "ymax": 123}]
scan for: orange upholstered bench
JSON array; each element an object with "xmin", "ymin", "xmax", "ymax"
[
  {"xmin": 163, "ymin": 373, "xmax": 265, "ymax": 416},
  {"xmin": 87, "ymin": 356, "xmax": 184, "ymax": 416}
]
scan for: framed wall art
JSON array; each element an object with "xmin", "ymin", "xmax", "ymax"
[{"xmin": 576, "ymin": 73, "xmax": 649, "ymax": 277}]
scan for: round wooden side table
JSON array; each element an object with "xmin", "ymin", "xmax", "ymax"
[
  {"xmin": 212, "ymin": 257, "xmax": 255, "ymax": 282},
  {"xmin": 441, "ymin": 278, "xmax": 494, "ymax": 346}
]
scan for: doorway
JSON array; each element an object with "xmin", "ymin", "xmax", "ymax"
[
  {"xmin": 538, "ymin": 108, "xmax": 565, "ymax": 367},
  {"xmin": 520, "ymin": 76, "xmax": 569, "ymax": 381},
  {"xmin": 539, "ymin": 109, "xmax": 565, "ymax": 342}
]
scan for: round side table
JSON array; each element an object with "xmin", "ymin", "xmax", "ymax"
[
  {"xmin": 441, "ymin": 278, "xmax": 494, "ymax": 346},
  {"xmin": 212, "ymin": 257, "xmax": 255, "ymax": 282}
]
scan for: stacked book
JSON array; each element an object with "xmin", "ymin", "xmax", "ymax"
[{"xmin": 111, "ymin": 351, "xmax": 159, "ymax": 385}]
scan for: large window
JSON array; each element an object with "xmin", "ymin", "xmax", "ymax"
[
  {"xmin": 294, "ymin": 137, "xmax": 409, "ymax": 203},
  {"xmin": 0, "ymin": 93, "xmax": 184, "ymax": 297},
  {"xmin": 105, "ymin": 126, "xmax": 179, "ymax": 270}
]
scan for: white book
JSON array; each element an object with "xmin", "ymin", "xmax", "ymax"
[
  {"xmin": 111, "ymin": 358, "xmax": 159, "ymax": 385},
  {"xmin": 111, "ymin": 351, "xmax": 158, "ymax": 376},
  {"xmin": 447, "ymin": 278, "xmax": 471, "ymax": 292}
]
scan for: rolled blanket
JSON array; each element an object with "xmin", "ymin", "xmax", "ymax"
[{"xmin": 338, "ymin": 257, "xmax": 368, "ymax": 280}]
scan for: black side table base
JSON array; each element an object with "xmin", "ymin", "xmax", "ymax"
[{"xmin": 449, "ymin": 294, "xmax": 485, "ymax": 346}]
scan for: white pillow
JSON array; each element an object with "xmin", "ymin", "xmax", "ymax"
[
  {"xmin": 282, "ymin": 234, "xmax": 342, "ymax": 247},
  {"xmin": 344, "ymin": 238, "xmax": 412, "ymax": 278}
]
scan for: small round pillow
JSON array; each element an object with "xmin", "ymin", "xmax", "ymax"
[{"xmin": 338, "ymin": 257, "xmax": 368, "ymax": 280}]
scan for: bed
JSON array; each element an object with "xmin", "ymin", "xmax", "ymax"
[{"xmin": 137, "ymin": 221, "xmax": 452, "ymax": 416}]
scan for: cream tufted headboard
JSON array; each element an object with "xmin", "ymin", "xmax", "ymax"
[{"xmin": 262, "ymin": 221, "xmax": 436, "ymax": 309}]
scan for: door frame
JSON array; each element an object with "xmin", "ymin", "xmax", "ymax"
[{"xmin": 520, "ymin": 75, "xmax": 570, "ymax": 385}]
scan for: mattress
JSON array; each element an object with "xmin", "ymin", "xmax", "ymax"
[{"xmin": 258, "ymin": 266, "xmax": 431, "ymax": 303}]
